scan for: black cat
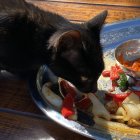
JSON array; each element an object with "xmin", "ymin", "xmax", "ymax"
[{"xmin": 0, "ymin": 0, "xmax": 108, "ymax": 92}]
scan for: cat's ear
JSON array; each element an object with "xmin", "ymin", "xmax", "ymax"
[
  {"xmin": 48, "ymin": 30, "xmax": 82, "ymax": 60},
  {"xmin": 50, "ymin": 30, "xmax": 81, "ymax": 52},
  {"xmin": 85, "ymin": 10, "xmax": 108, "ymax": 31},
  {"xmin": 58, "ymin": 30, "xmax": 81, "ymax": 49}
]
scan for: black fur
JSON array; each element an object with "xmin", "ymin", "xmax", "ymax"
[{"xmin": 0, "ymin": 0, "xmax": 108, "ymax": 92}]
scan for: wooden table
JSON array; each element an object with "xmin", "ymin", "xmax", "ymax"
[{"xmin": 0, "ymin": 0, "xmax": 140, "ymax": 140}]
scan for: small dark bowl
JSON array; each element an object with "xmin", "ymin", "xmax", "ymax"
[
  {"xmin": 115, "ymin": 39, "xmax": 140, "ymax": 78},
  {"xmin": 115, "ymin": 39, "xmax": 140, "ymax": 91}
]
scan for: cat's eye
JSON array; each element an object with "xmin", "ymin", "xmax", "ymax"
[{"xmin": 81, "ymin": 76, "xmax": 88, "ymax": 81}]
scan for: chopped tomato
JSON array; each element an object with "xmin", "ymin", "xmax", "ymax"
[
  {"xmin": 110, "ymin": 66, "xmax": 120, "ymax": 80},
  {"xmin": 106, "ymin": 92, "xmax": 131, "ymax": 105},
  {"xmin": 61, "ymin": 93, "xmax": 75, "ymax": 118},
  {"xmin": 109, "ymin": 65, "xmax": 124, "ymax": 81},
  {"xmin": 102, "ymin": 64, "xmax": 135, "ymax": 106},
  {"xmin": 102, "ymin": 70, "xmax": 110, "ymax": 77},
  {"xmin": 60, "ymin": 79, "xmax": 92, "ymax": 118},
  {"xmin": 115, "ymin": 64, "xmax": 123, "ymax": 74},
  {"xmin": 112, "ymin": 93, "xmax": 131, "ymax": 102}
]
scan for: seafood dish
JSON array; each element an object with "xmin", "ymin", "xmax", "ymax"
[
  {"xmin": 35, "ymin": 39, "xmax": 140, "ymax": 139},
  {"xmin": 40, "ymin": 63, "xmax": 140, "ymax": 136}
]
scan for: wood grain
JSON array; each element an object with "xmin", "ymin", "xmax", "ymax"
[
  {"xmin": 0, "ymin": 79, "xmax": 42, "ymax": 114},
  {"xmin": 28, "ymin": 1, "xmax": 140, "ymax": 23},
  {"xmin": 0, "ymin": 111, "xmax": 92, "ymax": 140},
  {"xmin": 47, "ymin": 0, "xmax": 140, "ymax": 7}
]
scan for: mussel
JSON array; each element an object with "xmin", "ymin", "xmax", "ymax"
[
  {"xmin": 42, "ymin": 83, "xmax": 63, "ymax": 110},
  {"xmin": 42, "ymin": 77, "xmax": 93, "ymax": 122},
  {"xmin": 58, "ymin": 78, "xmax": 94, "ymax": 124},
  {"xmin": 58, "ymin": 78, "xmax": 92, "ymax": 112}
]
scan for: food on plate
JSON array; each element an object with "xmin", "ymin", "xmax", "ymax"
[
  {"xmin": 58, "ymin": 78, "xmax": 78, "ymax": 119},
  {"xmin": 89, "ymin": 91, "xmax": 140, "ymax": 134},
  {"xmin": 59, "ymin": 78, "xmax": 92, "ymax": 120},
  {"xmin": 117, "ymin": 53, "xmax": 140, "ymax": 71},
  {"xmin": 102, "ymin": 64, "xmax": 128, "ymax": 92},
  {"xmin": 61, "ymin": 92, "xmax": 77, "ymax": 120},
  {"xmin": 130, "ymin": 58, "xmax": 140, "ymax": 71},
  {"xmin": 88, "ymin": 93, "xmax": 110, "ymax": 121},
  {"xmin": 58, "ymin": 77, "xmax": 77, "ymax": 98},
  {"xmin": 92, "ymin": 64, "xmax": 140, "ymax": 132},
  {"xmin": 114, "ymin": 93, "xmax": 140, "ymax": 121},
  {"xmin": 103, "ymin": 93, "xmax": 140, "ymax": 129},
  {"xmin": 99, "ymin": 64, "xmax": 140, "ymax": 131},
  {"xmin": 42, "ymin": 83, "xmax": 63, "ymax": 110},
  {"xmin": 94, "ymin": 117, "xmax": 140, "ymax": 134},
  {"xmin": 117, "ymin": 73, "xmax": 128, "ymax": 91},
  {"xmin": 105, "ymin": 100, "xmax": 118, "ymax": 114},
  {"xmin": 106, "ymin": 91, "xmax": 131, "ymax": 106},
  {"xmin": 41, "ymin": 63, "xmax": 140, "ymax": 136},
  {"xmin": 127, "ymin": 119, "xmax": 140, "ymax": 127},
  {"xmin": 58, "ymin": 78, "xmax": 92, "ymax": 111},
  {"xmin": 121, "ymin": 103, "xmax": 140, "ymax": 120},
  {"xmin": 122, "ymin": 92, "xmax": 140, "ymax": 104},
  {"xmin": 114, "ymin": 39, "xmax": 140, "ymax": 79}
]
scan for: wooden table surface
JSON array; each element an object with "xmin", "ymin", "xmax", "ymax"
[{"xmin": 0, "ymin": 0, "xmax": 140, "ymax": 140}]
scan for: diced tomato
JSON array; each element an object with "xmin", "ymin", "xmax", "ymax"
[
  {"xmin": 110, "ymin": 65, "xmax": 124, "ymax": 81},
  {"xmin": 117, "ymin": 69, "xmax": 124, "ymax": 74},
  {"xmin": 106, "ymin": 92, "xmax": 131, "ymax": 105},
  {"xmin": 61, "ymin": 93, "xmax": 75, "ymax": 118},
  {"xmin": 103, "ymin": 64, "xmax": 132, "ymax": 105},
  {"xmin": 60, "ymin": 79, "xmax": 92, "ymax": 117},
  {"xmin": 110, "ymin": 66, "xmax": 119, "ymax": 80},
  {"xmin": 102, "ymin": 64, "xmax": 123, "ymax": 80},
  {"xmin": 115, "ymin": 64, "xmax": 120, "ymax": 69},
  {"xmin": 113, "ymin": 93, "xmax": 130, "ymax": 102},
  {"xmin": 102, "ymin": 70, "xmax": 110, "ymax": 77},
  {"xmin": 115, "ymin": 64, "xmax": 124, "ymax": 74},
  {"xmin": 61, "ymin": 107, "xmax": 74, "ymax": 118}
]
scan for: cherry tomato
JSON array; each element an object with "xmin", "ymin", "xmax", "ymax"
[
  {"xmin": 102, "ymin": 70, "xmax": 110, "ymax": 77},
  {"xmin": 110, "ymin": 66, "xmax": 119, "ymax": 80}
]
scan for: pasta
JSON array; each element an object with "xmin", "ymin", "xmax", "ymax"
[
  {"xmin": 94, "ymin": 117, "xmax": 140, "ymax": 134},
  {"xmin": 88, "ymin": 92, "xmax": 140, "ymax": 134}
]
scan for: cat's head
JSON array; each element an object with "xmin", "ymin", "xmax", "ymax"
[{"xmin": 49, "ymin": 10, "xmax": 108, "ymax": 93}]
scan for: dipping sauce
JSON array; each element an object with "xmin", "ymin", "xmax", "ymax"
[{"xmin": 118, "ymin": 54, "xmax": 140, "ymax": 72}]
